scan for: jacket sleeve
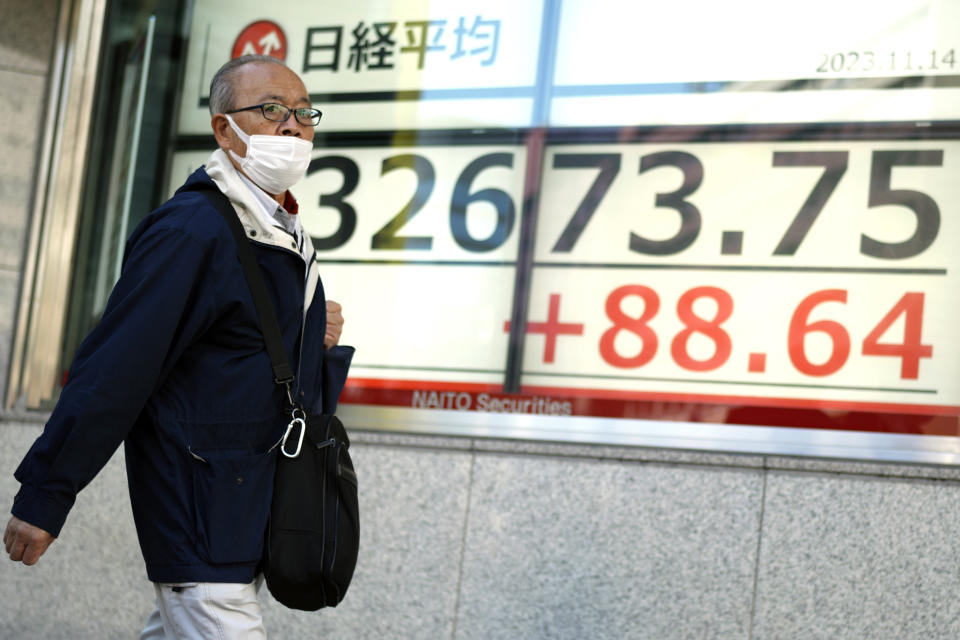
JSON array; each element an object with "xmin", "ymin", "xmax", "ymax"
[
  {"xmin": 11, "ymin": 225, "xmax": 220, "ymax": 537},
  {"xmin": 322, "ymin": 345, "xmax": 355, "ymax": 414}
]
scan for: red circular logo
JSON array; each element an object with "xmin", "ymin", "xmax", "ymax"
[{"xmin": 231, "ymin": 21, "xmax": 287, "ymax": 61}]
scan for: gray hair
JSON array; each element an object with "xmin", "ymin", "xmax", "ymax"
[{"xmin": 208, "ymin": 55, "xmax": 288, "ymax": 116}]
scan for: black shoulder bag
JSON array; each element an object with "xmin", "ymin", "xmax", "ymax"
[{"xmin": 197, "ymin": 184, "xmax": 360, "ymax": 611}]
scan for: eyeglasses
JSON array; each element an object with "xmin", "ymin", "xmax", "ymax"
[{"xmin": 226, "ymin": 102, "xmax": 322, "ymax": 126}]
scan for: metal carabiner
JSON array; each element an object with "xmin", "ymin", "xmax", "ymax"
[{"xmin": 281, "ymin": 409, "xmax": 307, "ymax": 458}]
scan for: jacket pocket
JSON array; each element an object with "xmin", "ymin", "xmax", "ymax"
[{"xmin": 190, "ymin": 447, "xmax": 276, "ymax": 565}]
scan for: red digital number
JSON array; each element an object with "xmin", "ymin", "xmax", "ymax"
[
  {"xmin": 862, "ymin": 292, "xmax": 932, "ymax": 379},
  {"xmin": 788, "ymin": 289, "xmax": 851, "ymax": 376},
  {"xmin": 599, "ymin": 285, "xmax": 659, "ymax": 368},
  {"xmin": 596, "ymin": 285, "xmax": 933, "ymax": 381},
  {"xmin": 670, "ymin": 287, "xmax": 733, "ymax": 371}
]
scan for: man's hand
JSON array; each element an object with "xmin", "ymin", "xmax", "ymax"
[
  {"xmin": 324, "ymin": 300, "xmax": 344, "ymax": 349},
  {"xmin": 4, "ymin": 516, "xmax": 55, "ymax": 566}
]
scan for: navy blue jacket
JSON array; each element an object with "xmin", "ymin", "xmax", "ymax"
[{"xmin": 12, "ymin": 164, "xmax": 353, "ymax": 583}]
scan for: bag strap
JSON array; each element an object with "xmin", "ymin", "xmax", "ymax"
[{"xmin": 191, "ymin": 182, "xmax": 296, "ymax": 398}]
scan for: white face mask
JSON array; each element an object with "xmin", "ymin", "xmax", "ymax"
[{"xmin": 225, "ymin": 114, "xmax": 313, "ymax": 194}]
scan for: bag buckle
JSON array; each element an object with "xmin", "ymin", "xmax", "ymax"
[{"xmin": 281, "ymin": 408, "xmax": 307, "ymax": 458}]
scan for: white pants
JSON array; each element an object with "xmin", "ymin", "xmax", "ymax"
[{"xmin": 139, "ymin": 578, "xmax": 266, "ymax": 639}]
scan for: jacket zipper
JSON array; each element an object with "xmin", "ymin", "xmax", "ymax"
[
  {"xmin": 293, "ymin": 250, "xmax": 315, "ymax": 403},
  {"xmin": 294, "ymin": 305, "xmax": 307, "ymax": 401},
  {"xmin": 248, "ymin": 230, "xmax": 312, "ymax": 404}
]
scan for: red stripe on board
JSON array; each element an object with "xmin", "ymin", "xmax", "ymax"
[
  {"xmin": 342, "ymin": 377, "xmax": 959, "ymax": 417},
  {"xmin": 516, "ymin": 385, "xmax": 960, "ymax": 417}
]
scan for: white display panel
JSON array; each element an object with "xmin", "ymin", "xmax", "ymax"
[
  {"xmin": 555, "ymin": 1, "xmax": 960, "ymax": 84},
  {"xmin": 176, "ymin": 0, "xmax": 544, "ymax": 132},
  {"xmin": 177, "ymin": 0, "xmax": 960, "ymax": 132},
  {"xmin": 550, "ymin": 0, "xmax": 960, "ymax": 125},
  {"xmin": 301, "ymin": 144, "xmax": 526, "ymax": 382},
  {"xmin": 168, "ymin": 0, "xmax": 960, "ymax": 461},
  {"xmin": 527, "ymin": 140, "xmax": 956, "ymax": 413}
]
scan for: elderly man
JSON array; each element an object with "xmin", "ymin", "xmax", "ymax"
[{"xmin": 3, "ymin": 55, "xmax": 352, "ymax": 637}]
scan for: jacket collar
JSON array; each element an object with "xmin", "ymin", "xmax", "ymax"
[
  {"xmin": 205, "ymin": 149, "xmax": 320, "ymax": 314},
  {"xmin": 204, "ymin": 149, "xmax": 303, "ymax": 253}
]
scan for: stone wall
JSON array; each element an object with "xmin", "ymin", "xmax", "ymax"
[{"xmin": 3, "ymin": 423, "xmax": 960, "ymax": 639}]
